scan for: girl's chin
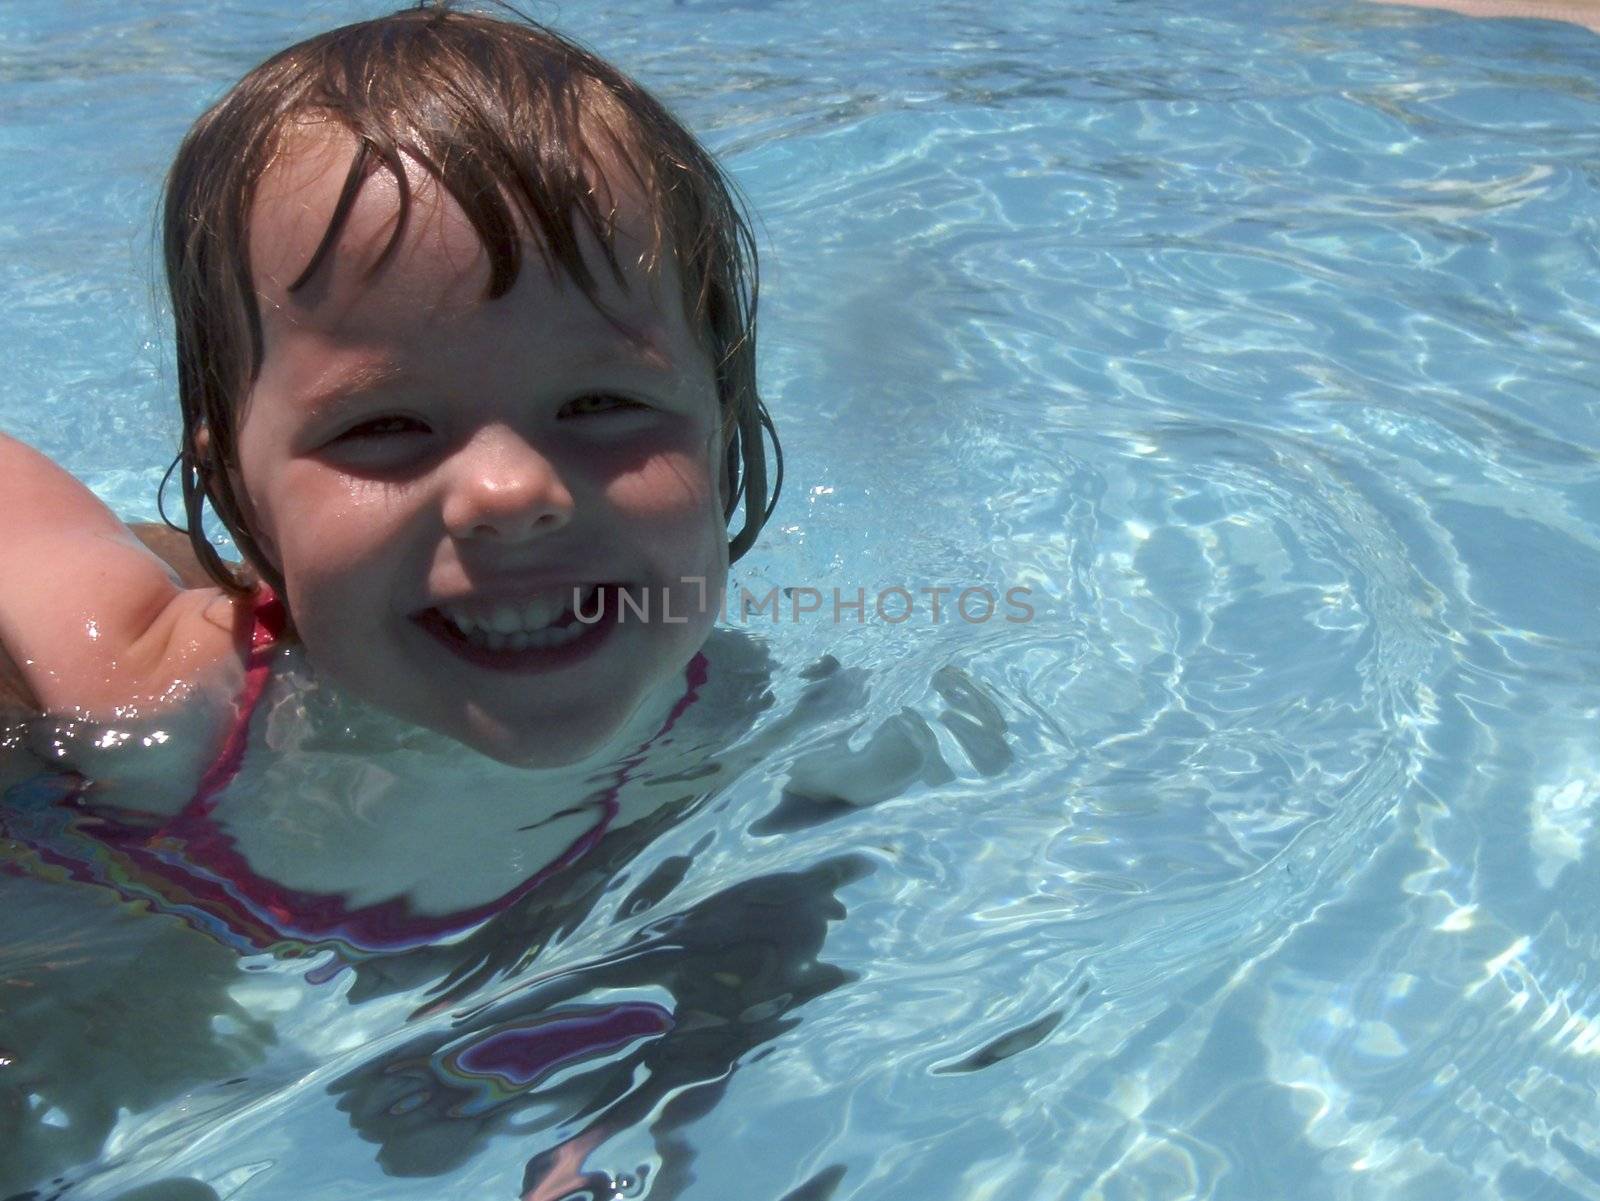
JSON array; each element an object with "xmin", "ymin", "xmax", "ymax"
[{"xmin": 449, "ymin": 671, "xmax": 694, "ymax": 769}]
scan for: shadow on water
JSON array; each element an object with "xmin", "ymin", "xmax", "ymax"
[
  {"xmin": 0, "ymin": 873, "xmax": 270, "ymax": 1201},
  {"xmin": 334, "ymin": 856, "xmax": 869, "ymax": 1197}
]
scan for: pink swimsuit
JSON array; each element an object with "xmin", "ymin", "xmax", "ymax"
[{"xmin": 1, "ymin": 586, "xmax": 709, "ymax": 962}]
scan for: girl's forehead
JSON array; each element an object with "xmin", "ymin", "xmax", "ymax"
[{"xmin": 248, "ymin": 125, "xmax": 672, "ymax": 323}]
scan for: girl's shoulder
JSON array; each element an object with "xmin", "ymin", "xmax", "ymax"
[
  {"xmin": 1, "ymin": 584, "xmax": 262, "ymax": 803},
  {"xmin": 25, "ymin": 584, "xmax": 252, "ymax": 723},
  {"xmin": 0, "ymin": 436, "xmax": 254, "ymax": 724}
]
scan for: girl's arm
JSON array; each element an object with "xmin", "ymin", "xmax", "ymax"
[
  {"xmin": 0, "ymin": 522, "xmax": 237, "ymax": 716},
  {"xmin": 0, "ymin": 434, "xmax": 243, "ymax": 719},
  {"xmin": 0, "ymin": 638, "xmax": 36, "ymax": 714}
]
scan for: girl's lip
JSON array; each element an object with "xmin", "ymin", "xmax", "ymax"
[
  {"xmin": 413, "ymin": 586, "xmax": 624, "ymax": 673},
  {"xmin": 417, "ymin": 581, "xmax": 618, "ymax": 620}
]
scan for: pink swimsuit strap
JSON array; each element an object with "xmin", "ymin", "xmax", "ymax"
[{"xmin": 189, "ymin": 586, "xmax": 287, "ymax": 811}]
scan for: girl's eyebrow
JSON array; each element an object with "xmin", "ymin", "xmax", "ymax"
[
  {"xmin": 297, "ymin": 360, "xmax": 408, "ymax": 419},
  {"xmin": 568, "ymin": 333, "xmax": 677, "ymax": 377}
]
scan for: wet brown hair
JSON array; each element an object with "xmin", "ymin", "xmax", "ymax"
[{"xmin": 160, "ymin": 2, "xmax": 780, "ymax": 602}]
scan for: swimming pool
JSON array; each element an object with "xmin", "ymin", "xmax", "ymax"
[{"xmin": 4, "ymin": 0, "xmax": 1600, "ymax": 1197}]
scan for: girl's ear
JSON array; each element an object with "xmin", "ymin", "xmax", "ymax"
[{"xmin": 191, "ymin": 422, "xmax": 213, "ymax": 463}]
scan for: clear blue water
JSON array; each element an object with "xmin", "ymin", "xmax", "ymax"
[{"xmin": 4, "ymin": 0, "xmax": 1600, "ymax": 1198}]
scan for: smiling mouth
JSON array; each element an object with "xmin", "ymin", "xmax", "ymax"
[
  {"xmin": 436, "ymin": 584, "xmax": 604, "ymax": 649},
  {"xmin": 413, "ymin": 584, "xmax": 623, "ymax": 670}
]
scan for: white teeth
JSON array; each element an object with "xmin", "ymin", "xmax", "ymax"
[
  {"xmin": 521, "ymin": 597, "xmax": 565, "ymax": 629},
  {"xmin": 436, "ymin": 587, "xmax": 601, "ymax": 652},
  {"xmin": 448, "ymin": 621, "xmax": 587, "ymax": 653},
  {"xmin": 529, "ymin": 623, "xmax": 587, "ymax": 648}
]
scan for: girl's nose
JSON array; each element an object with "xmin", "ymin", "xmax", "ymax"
[{"xmin": 442, "ymin": 429, "xmax": 575, "ymax": 542}]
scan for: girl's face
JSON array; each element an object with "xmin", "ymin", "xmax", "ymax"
[{"xmin": 234, "ymin": 133, "xmax": 728, "ymax": 766}]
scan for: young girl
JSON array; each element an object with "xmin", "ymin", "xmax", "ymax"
[
  {"xmin": 0, "ymin": 1, "xmax": 780, "ymax": 775},
  {"xmin": 0, "ymin": 0, "xmax": 811, "ymax": 977},
  {"xmin": 0, "ymin": 8, "xmax": 811, "ymax": 1193}
]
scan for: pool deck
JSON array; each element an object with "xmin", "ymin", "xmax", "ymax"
[{"xmin": 1370, "ymin": 0, "xmax": 1600, "ymax": 32}]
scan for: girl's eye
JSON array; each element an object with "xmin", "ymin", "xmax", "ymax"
[
  {"xmin": 562, "ymin": 394, "xmax": 648, "ymax": 417},
  {"xmin": 338, "ymin": 415, "xmax": 429, "ymax": 440}
]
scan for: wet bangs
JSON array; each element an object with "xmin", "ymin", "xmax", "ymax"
[{"xmin": 275, "ymin": 29, "xmax": 669, "ymax": 307}]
